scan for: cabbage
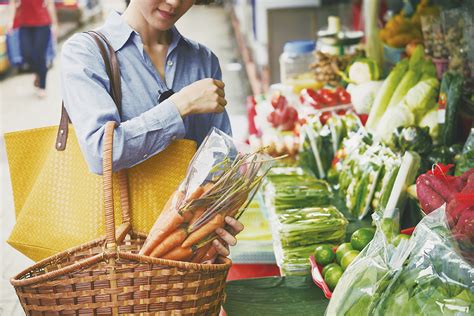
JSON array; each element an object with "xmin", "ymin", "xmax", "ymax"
[
  {"xmin": 348, "ymin": 58, "xmax": 381, "ymax": 84},
  {"xmin": 366, "ymin": 59, "xmax": 409, "ymax": 132},
  {"xmin": 419, "ymin": 108, "xmax": 440, "ymax": 141},
  {"xmin": 374, "ymin": 105, "xmax": 415, "ymax": 143},
  {"xmin": 346, "ymin": 81, "xmax": 384, "ymax": 114}
]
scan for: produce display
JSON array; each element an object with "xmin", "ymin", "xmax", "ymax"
[
  {"xmin": 310, "ymin": 51, "xmax": 357, "ymax": 86},
  {"xmin": 299, "ymin": 113, "xmax": 362, "ymax": 179},
  {"xmin": 313, "ymin": 227, "xmax": 376, "ymax": 290},
  {"xmin": 374, "ymin": 207, "xmax": 473, "ymax": 315},
  {"xmin": 456, "ymin": 129, "xmax": 474, "ymax": 175},
  {"xmin": 263, "ymin": 168, "xmax": 347, "ymax": 275},
  {"xmin": 379, "ymin": 0, "xmax": 439, "ymax": 48},
  {"xmin": 140, "ymin": 129, "xmax": 273, "ymax": 263},
  {"xmin": 326, "ymin": 211, "xmax": 412, "ymax": 315},
  {"xmin": 240, "ymin": 3, "xmax": 474, "ymax": 313},
  {"xmin": 333, "ymin": 133, "xmax": 404, "ymax": 219}
]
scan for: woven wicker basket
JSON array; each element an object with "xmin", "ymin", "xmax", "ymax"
[{"xmin": 11, "ymin": 122, "xmax": 232, "ymax": 315}]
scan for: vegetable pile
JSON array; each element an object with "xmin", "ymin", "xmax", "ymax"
[
  {"xmin": 366, "ymin": 45, "xmax": 440, "ymax": 143},
  {"xmin": 140, "ymin": 129, "xmax": 273, "ymax": 263},
  {"xmin": 374, "ymin": 206, "xmax": 473, "ymax": 315},
  {"xmin": 299, "ymin": 113, "xmax": 362, "ymax": 179},
  {"xmin": 326, "ymin": 211, "xmax": 413, "ymax": 316},
  {"xmin": 310, "ymin": 51, "xmax": 357, "ymax": 86},
  {"xmin": 299, "ymin": 87, "xmax": 351, "ymax": 110},
  {"xmin": 379, "ymin": 0, "xmax": 438, "ymax": 48},
  {"xmin": 263, "ymin": 168, "xmax": 346, "ymax": 275},
  {"xmin": 313, "ymin": 227, "xmax": 377, "ymax": 291},
  {"xmin": 416, "ymin": 165, "xmax": 474, "ymax": 262}
]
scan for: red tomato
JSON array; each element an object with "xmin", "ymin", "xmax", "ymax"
[
  {"xmin": 337, "ymin": 90, "xmax": 351, "ymax": 104},
  {"xmin": 322, "ymin": 94, "xmax": 338, "ymax": 106},
  {"xmin": 336, "ymin": 109, "xmax": 347, "ymax": 115},
  {"xmin": 316, "ymin": 88, "xmax": 334, "ymax": 98},
  {"xmin": 358, "ymin": 114, "xmax": 368, "ymax": 126},
  {"xmin": 320, "ymin": 112, "xmax": 332, "ymax": 125}
]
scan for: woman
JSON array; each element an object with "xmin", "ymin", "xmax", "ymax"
[
  {"xmin": 61, "ymin": 0, "xmax": 242, "ymax": 259},
  {"xmin": 9, "ymin": 0, "xmax": 57, "ymax": 98}
]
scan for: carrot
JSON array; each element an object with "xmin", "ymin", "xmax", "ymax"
[
  {"xmin": 162, "ymin": 246, "xmax": 194, "ymax": 261},
  {"xmin": 191, "ymin": 243, "xmax": 212, "ymax": 263},
  {"xmin": 182, "ymin": 214, "xmax": 225, "ymax": 248},
  {"xmin": 140, "ymin": 192, "xmax": 185, "ymax": 256},
  {"xmin": 189, "ymin": 206, "xmax": 206, "ymax": 225},
  {"xmin": 200, "ymin": 246, "xmax": 218, "ymax": 263},
  {"xmin": 186, "ymin": 186, "xmax": 205, "ymax": 202},
  {"xmin": 149, "ymin": 228, "xmax": 188, "ymax": 258}
]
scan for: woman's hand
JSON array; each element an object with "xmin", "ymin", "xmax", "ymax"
[
  {"xmin": 212, "ymin": 216, "xmax": 244, "ymax": 257},
  {"xmin": 170, "ymin": 78, "xmax": 227, "ymax": 116}
]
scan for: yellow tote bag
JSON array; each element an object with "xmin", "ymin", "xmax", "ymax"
[{"xmin": 5, "ymin": 31, "xmax": 196, "ymax": 261}]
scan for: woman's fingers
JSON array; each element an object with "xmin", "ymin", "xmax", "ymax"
[
  {"xmin": 225, "ymin": 216, "xmax": 244, "ymax": 234},
  {"xmin": 213, "ymin": 239, "xmax": 230, "ymax": 257},
  {"xmin": 216, "ymin": 88, "xmax": 225, "ymax": 98},
  {"xmin": 217, "ymin": 96, "xmax": 227, "ymax": 107},
  {"xmin": 215, "ymin": 227, "xmax": 237, "ymax": 246},
  {"xmin": 213, "ymin": 79, "xmax": 225, "ymax": 89}
]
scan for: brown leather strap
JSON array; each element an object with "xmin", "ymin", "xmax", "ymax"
[
  {"xmin": 56, "ymin": 30, "xmax": 122, "ymax": 151},
  {"xmin": 56, "ymin": 102, "xmax": 71, "ymax": 150}
]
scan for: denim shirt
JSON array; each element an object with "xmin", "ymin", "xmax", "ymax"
[{"xmin": 61, "ymin": 11, "xmax": 232, "ymax": 174}]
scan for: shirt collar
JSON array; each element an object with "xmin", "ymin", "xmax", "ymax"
[{"xmin": 99, "ymin": 11, "xmax": 185, "ymax": 54}]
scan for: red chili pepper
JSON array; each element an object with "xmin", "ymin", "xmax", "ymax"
[{"xmin": 320, "ymin": 112, "xmax": 332, "ymax": 125}]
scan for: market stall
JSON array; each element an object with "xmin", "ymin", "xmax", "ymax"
[{"xmin": 225, "ymin": 0, "xmax": 473, "ymax": 314}]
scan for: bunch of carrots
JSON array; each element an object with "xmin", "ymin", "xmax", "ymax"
[{"xmin": 139, "ymin": 150, "xmax": 272, "ymax": 263}]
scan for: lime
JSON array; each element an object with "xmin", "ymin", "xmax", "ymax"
[
  {"xmin": 393, "ymin": 233, "xmax": 410, "ymax": 246},
  {"xmin": 315, "ymin": 244, "xmax": 333, "ymax": 253},
  {"xmin": 335, "ymin": 242, "xmax": 353, "ymax": 264},
  {"xmin": 351, "ymin": 228, "xmax": 376, "ymax": 251},
  {"xmin": 315, "ymin": 245, "xmax": 336, "ymax": 266},
  {"xmin": 322, "ymin": 263, "xmax": 340, "ymax": 279},
  {"xmin": 341, "ymin": 250, "xmax": 360, "ymax": 271},
  {"xmin": 324, "ymin": 265, "xmax": 343, "ymax": 291}
]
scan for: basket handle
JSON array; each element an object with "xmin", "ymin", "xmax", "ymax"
[{"xmin": 103, "ymin": 121, "xmax": 119, "ymax": 249}]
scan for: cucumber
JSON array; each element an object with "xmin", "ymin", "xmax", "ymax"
[{"xmin": 443, "ymin": 73, "xmax": 464, "ymax": 146}]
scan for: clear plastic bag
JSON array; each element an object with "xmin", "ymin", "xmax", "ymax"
[
  {"xmin": 373, "ymin": 205, "xmax": 474, "ymax": 315},
  {"xmin": 140, "ymin": 128, "xmax": 274, "ymax": 262},
  {"xmin": 456, "ymin": 128, "xmax": 474, "ymax": 176},
  {"xmin": 325, "ymin": 210, "xmax": 412, "ymax": 315}
]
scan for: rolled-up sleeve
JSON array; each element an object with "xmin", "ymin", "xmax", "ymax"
[{"xmin": 61, "ymin": 34, "xmax": 185, "ymax": 174}]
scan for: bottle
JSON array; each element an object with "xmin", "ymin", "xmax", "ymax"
[{"xmin": 279, "ymin": 40, "xmax": 316, "ymax": 84}]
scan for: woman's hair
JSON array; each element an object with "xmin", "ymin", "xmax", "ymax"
[{"xmin": 195, "ymin": 0, "xmax": 214, "ymax": 4}]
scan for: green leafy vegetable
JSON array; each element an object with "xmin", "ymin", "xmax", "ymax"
[
  {"xmin": 366, "ymin": 59, "xmax": 409, "ymax": 132},
  {"xmin": 391, "ymin": 126, "xmax": 433, "ymax": 155}
]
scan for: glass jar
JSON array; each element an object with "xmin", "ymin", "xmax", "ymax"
[{"xmin": 279, "ymin": 40, "xmax": 316, "ymax": 83}]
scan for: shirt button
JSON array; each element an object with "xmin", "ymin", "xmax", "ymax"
[
  {"xmin": 143, "ymin": 154, "xmax": 148, "ymax": 158},
  {"xmin": 167, "ymin": 60, "xmax": 174, "ymax": 67}
]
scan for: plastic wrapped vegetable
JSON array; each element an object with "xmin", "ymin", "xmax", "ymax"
[
  {"xmin": 326, "ymin": 210, "xmax": 412, "ymax": 316},
  {"xmin": 373, "ymin": 205, "xmax": 474, "ymax": 316},
  {"xmin": 140, "ymin": 128, "xmax": 274, "ymax": 262},
  {"xmin": 391, "ymin": 126, "xmax": 432, "ymax": 155},
  {"xmin": 271, "ymin": 206, "xmax": 347, "ymax": 275},
  {"xmin": 456, "ymin": 128, "xmax": 474, "ymax": 176}
]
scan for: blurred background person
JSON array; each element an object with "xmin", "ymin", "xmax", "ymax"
[{"xmin": 8, "ymin": 0, "xmax": 58, "ymax": 98}]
